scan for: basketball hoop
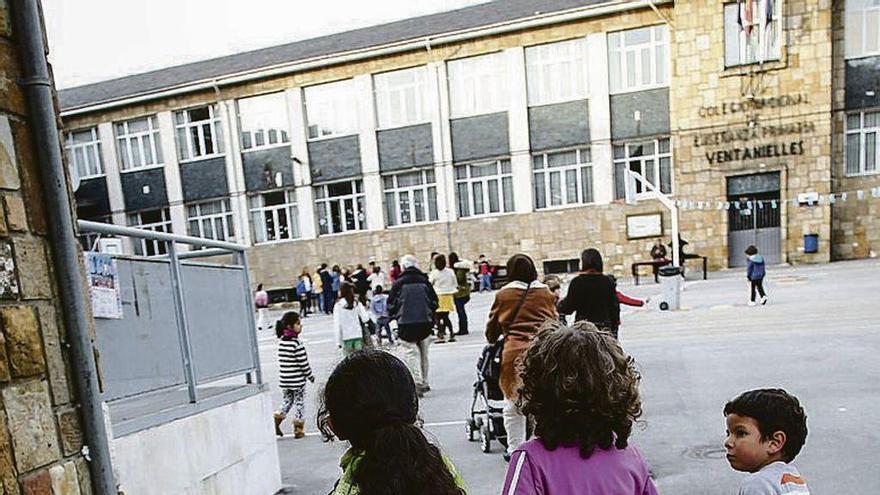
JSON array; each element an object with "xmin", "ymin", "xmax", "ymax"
[{"xmin": 624, "ymin": 169, "xmax": 681, "ymax": 268}]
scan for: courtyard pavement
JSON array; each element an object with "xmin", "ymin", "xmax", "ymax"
[{"xmin": 259, "ymin": 259, "xmax": 880, "ymax": 494}]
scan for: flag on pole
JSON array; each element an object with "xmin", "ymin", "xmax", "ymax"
[{"xmin": 740, "ymin": 0, "xmax": 754, "ymax": 36}]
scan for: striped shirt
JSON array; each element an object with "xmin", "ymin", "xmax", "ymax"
[{"xmin": 278, "ymin": 337, "xmax": 313, "ymax": 390}]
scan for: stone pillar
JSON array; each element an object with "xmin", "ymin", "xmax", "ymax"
[
  {"xmin": 219, "ymin": 99, "xmax": 250, "ymax": 246},
  {"xmin": 587, "ymin": 32, "xmax": 614, "ymax": 205},
  {"xmin": 287, "ymin": 88, "xmax": 317, "ymax": 239},
  {"xmin": 354, "ymin": 74, "xmax": 384, "ymax": 231},
  {"xmin": 505, "ymin": 47, "xmax": 533, "ymax": 214},
  {"xmin": 156, "ymin": 110, "xmax": 188, "ymax": 246},
  {"xmin": 96, "ymin": 122, "xmax": 131, "ymax": 252}
]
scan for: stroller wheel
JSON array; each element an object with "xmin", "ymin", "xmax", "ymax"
[
  {"xmin": 466, "ymin": 418, "xmax": 477, "ymax": 442},
  {"xmin": 480, "ymin": 423, "xmax": 491, "ymax": 453}
]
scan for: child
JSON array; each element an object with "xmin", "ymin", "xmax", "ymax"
[
  {"xmin": 542, "ymin": 275, "xmax": 567, "ymax": 324},
  {"xmin": 724, "ymin": 389, "xmax": 810, "ymax": 494},
  {"xmin": 334, "ymin": 281, "xmax": 371, "ymax": 355},
  {"xmin": 318, "ymin": 350, "xmax": 466, "ymax": 495},
  {"xmin": 254, "ymin": 283, "xmax": 269, "ymax": 332},
  {"xmin": 369, "ymin": 285, "xmax": 394, "ymax": 345},
  {"xmin": 745, "ymin": 245, "xmax": 768, "ymax": 306},
  {"xmin": 502, "ymin": 320, "xmax": 658, "ymax": 494},
  {"xmin": 272, "ymin": 311, "xmax": 314, "ymax": 438}
]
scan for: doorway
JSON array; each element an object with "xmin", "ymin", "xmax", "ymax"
[{"xmin": 727, "ymin": 172, "xmax": 782, "ymax": 268}]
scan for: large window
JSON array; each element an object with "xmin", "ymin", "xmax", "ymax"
[
  {"xmin": 127, "ymin": 208, "xmax": 172, "ymax": 256},
  {"xmin": 447, "ymin": 53, "xmax": 508, "ymax": 118},
  {"xmin": 115, "ymin": 116, "xmax": 163, "ymax": 171},
  {"xmin": 383, "ymin": 169, "xmax": 438, "ymax": 227},
  {"xmin": 846, "ymin": 111, "xmax": 879, "ymax": 176},
  {"xmin": 846, "ymin": 0, "xmax": 880, "ymax": 59},
  {"xmin": 533, "ymin": 148, "xmax": 594, "ymax": 209},
  {"xmin": 723, "ymin": 1, "xmax": 781, "ymax": 67},
  {"xmin": 248, "ymin": 189, "xmax": 300, "ymax": 243},
  {"xmin": 187, "ymin": 198, "xmax": 235, "ymax": 242},
  {"xmin": 174, "ymin": 105, "xmax": 224, "ymax": 161},
  {"xmin": 608, "ymin": 25, "xmax": 669, "ymax": 93},
  {"xmin": 64, "ymin": 127, "xmax": 104, "ymax": 179},
  {"xmin": 374, "ymin": 67, "xmax": 429, "ymax": 129},
  {"xmin": 455, "ymin": 159, "xmax": 514, "ymax": 218},
  {"xmin": 237, "ymin": 92, "xmax": 290, "ymax": 151},
  {"xmin": 525, "ymin": 38, "xmax": 588, "ymax": 106},
  {"xmin": 613, "ymin": 138, "xmax": 672, "ymax": 200},
  {"xmin": 315, "ymin": 180, "xmax": 366, "ymax": 235},
  {"xmin": 304, "ymin": 80, "xmax": 358, "ymax": 139}
]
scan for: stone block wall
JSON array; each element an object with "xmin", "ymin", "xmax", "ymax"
[{"xmin": 0, "ymin": 2, "xmax": 92, "ymax": 494}]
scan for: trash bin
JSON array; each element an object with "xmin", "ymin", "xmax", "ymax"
[
  {"xmin": 804, "ymin": 234, "xmax": 819, "ymax": 254},
  {"xmin": 657, "ymin": 265, "xmax": 682, "ymax": 311}
]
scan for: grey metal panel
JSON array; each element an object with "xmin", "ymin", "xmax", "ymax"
[
  {"xmin": 307, "ymin": 135, "xmax": 362, "ymax": 182},
  {"xmin": 528, "ymin": 100, "xmax": 590, "ymax": 152},
  {"xmin": 120, "ymin": 168, "xmax": 169, "ymax": 211},
  {"xmin": 727, "ymin": 172, "xmax": 781, "ymax": 196},
  {"xmin": 845, "ymin": 57, "xmax": 880, "ymax": 110},
  {"xmin": 74, "ymin": 177, "xmax": 111, "ymax": 218},
  {"xmin": 728, "ymin": 228, "xmax": 781, "ymax": 267},
  {"xmin": 179, "ymin": 156, "xmax": 229, "ymax": 202},
  {"xmin": 242, "ymin": 146, "xmax": 295, "ymax": 192},
  {"xmin": 377, "ymin": 123, "xmax": 434, "ymax": 172},
  {"xmin": 451, "ymin": 112, "xmax": 510, "ymax": 162},
  {"xmin": 610, "ymin": 88, "xmax": 670, "ymax": 140},
  {"xmin": 94, "ymin": 259, "xmax": 186, "ymax": 401},
  {"xmin": 180, "ymin": 263, "xmax": 256, "ymax": 383}
]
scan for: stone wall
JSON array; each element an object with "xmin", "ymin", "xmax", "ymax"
[{"xmin": 0, "ymin": 2, "xmax": 92, "ymax": 494}]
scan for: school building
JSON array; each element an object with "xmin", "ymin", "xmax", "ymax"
[{"xmin": 59, "ymin": 0, "xmax": 880, "ymax": 290}]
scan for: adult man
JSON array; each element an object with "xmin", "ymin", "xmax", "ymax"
[
  {"xmin": 387, "ymin": 255, "xmax": 438, "ymax": 396},
  {"xmin": 319, "ymin": 263, "xmax": 334, "ymax": 315}
]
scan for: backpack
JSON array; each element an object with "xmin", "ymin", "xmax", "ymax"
[{"xmin": 295, "ymin": 279, "xmax": 307, "ymax": 296}]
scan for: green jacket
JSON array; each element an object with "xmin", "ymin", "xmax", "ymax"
[{"xmin": 331, "ymin": 448, "xmax": 467, "ymax": 494}]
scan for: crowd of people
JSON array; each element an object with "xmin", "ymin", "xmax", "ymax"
[{"xmin": 262, "ymin": 245, "xmax": 796, "ymax": 495}]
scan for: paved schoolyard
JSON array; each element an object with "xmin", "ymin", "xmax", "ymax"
[{"xmin": 261, "ymin": 259, "xmax": 880, "ymax": 494}]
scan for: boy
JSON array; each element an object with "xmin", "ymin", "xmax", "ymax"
[
  {"xmin": 369, "ymin": 285, "xmax": 394, "ymax": 345},
  {"xmin": 724, "ymin": 389, "xmax": 810, "ymax": 495},
  {"xmin": 745, "ymin": 245, "xmax": 768, "ymax": 306}
]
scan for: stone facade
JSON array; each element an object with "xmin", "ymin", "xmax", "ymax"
[{"xmin": 0, "ymin": 1, "xmax": 93, "ymax": 494}]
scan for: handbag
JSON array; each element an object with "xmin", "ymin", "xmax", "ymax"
[{"xmin": 482, "ymin": 284, "xmax": 531, "ymax": 385}]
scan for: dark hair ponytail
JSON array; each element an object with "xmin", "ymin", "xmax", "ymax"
[{"xmin": 275, "ymin": 311, "xmax": 300, "ymax": 338}]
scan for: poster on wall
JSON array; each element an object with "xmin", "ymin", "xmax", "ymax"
[
  {"xmin": 626, "ymin": 213, "xmax": 663, "ymax": 240},
  {"xmin": 84, "ymin": 252, "xmax": 123, "ymax": 319}
]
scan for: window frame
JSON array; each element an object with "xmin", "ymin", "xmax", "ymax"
[
  {"xmin": 236, "ymin": 92, "xmax": 292, "ymax": 152},
  {"xmin": 248, "ymin": 189, "xmax": 300, "ymax": 244},
  {"xmin": 532, "ymin": 147, "xmax": 595, "ymax": 210},
  {"xmin": 373, "ymin": 66, "xmax": 430, "ymax": 130},
  {"xmin": 304, "ymin": 79, "xmax": 359, "ymax": 141},
  {"xmin": 127, "ymin": 208, "xmax": 172, "ymax": 256},
  {"xmin": 173, "ymin": 105, "xmax": 225, "ymax": 162},
  {"xmin": 608, "ymin": 25, "xmax": 669, "ymax": 94},
  {"xmin": 845, "ymin": 0, "xmax": 880, "ymax": 59},
  {"xmin": 723, "ymin": 0, "xmax": 783, "ymax": 68},
  {"xmin": 314, "ymin": 179, "xmax": 367, "ymax": 236},
  {"xmin": 382, "ymin": 168, "xmax": 439, "ymax": 227},
  {"xmin": 525, "ymin": 38, "xmax": 589, "ymax": 106},
  {"xmin": 186, "ymin": 198, "xmax": 236, "ymax": 243},
  {"xmin": 64, "ymin": 127, "xmax": 104, "ymax": 180},
  {"xmin": 115, "ymin": 115, "xmax": 163, "ymax": 172},
  {"xmin": 613, "ymin": 138, "xmax": 673, "ymax": 200},
  {"xmin": 454, "ymin": 158, "xmax": 515, "ymax": 219},
  {"xmin": 447, "ymin": 52, "xmax": 508, "ymax": 119},
  {"xmin": 845, "ymin": 110, "xmax": 880, "ymax": 177}
]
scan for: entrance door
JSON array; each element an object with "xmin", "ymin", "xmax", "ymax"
[{"xmin": 727, "ymin": 173, "xmax": 782, "ymax": 267}]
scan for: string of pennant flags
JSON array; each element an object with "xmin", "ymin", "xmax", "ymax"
[{"xmin": 670, "ymin": 186, "xmax": 880, "ymax": 212}]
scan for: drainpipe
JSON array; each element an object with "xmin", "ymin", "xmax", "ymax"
[{"xmin": 11, "ymin": 1, "xmax": 117, "ymax": 494}]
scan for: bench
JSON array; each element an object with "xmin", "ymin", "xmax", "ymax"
[{"xmin": 632, "ymin": 256, "xmax": 708, "ymax": 285}]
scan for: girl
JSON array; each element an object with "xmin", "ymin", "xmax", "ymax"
[
  {"xmin": 429, "ymin": 254, "xmax": 458, "ymax": 343},
  {"xmin": 334, "ymin": 281, "xmax": 371, "ymax": 355},
  {"xmin": 502, "ymin": 320, "xmax": 658, "ymax": 494},
  {"xmin": 254, "ymin": 283, "xmax": 269, "ymax": 332},
  {"xmin": 297, "ymin": 268, "xmax": 313, "ymax": 317},
  {"xmin": 745, "ymin": 245, "xmax": 768, "ymax": 306},
  {"xmin": 272, "ymin": 311, "xmax": 314, "ymax": 439},
  {"xmin": 318, "ymin": 350, "xmax": 466, "ymax": 495}
]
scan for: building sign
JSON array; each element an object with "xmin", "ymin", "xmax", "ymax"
[
  {"xmin": 626, "ymin": 213, "xmax": 663, "ymax": 240},
  {"xmin": 697, "ymin": 93, "xmax": 808, "ymax": 118},
  {"xmin": 84, "ymin": 252, "xmax": 123, "ymax": 319}
]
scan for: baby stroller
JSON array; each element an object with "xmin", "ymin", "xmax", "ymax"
[{"xmin": 465, "ymin": 341, "xmax": 507, "ymax": 453}]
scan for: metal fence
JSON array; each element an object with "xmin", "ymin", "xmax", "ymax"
[{"xmin": 78, "ymin": 220, "xmax": 261, "ymax": 404}]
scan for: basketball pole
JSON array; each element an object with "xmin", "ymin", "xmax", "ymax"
[{"xmin": 625, "ymin": 169, "xmax": 680, "ymax": 268}]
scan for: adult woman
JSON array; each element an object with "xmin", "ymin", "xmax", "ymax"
[
  {"xmin": 448, "ymin": 252, "xmax": 473, "ymax": 336},
  {"xmin": 557, "ymin": 248, "xmax": 621, "ymax": 337},
  {"xmin": 485, "ymin": 253, "xmax": 557, "ymax": 458},
  {"xmin": 389, "ymin": 259, "xmax": 402, "ymax": 284},
  {"xmin": 428, "ymin": 254, "xmax": 458, "ymax": 343}
]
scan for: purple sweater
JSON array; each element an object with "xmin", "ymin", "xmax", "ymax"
[{"xmin": 501, "ymin": 438, "xmax": 659, "ymax": 495}]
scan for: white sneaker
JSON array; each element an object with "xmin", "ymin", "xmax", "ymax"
[
  {"xmin": 760, "ymin": 297, "xmax": 768, "ymax": 305},
  {"xmin": 748, "ymin": 301, "xmax": 757, "ymax": 307}
]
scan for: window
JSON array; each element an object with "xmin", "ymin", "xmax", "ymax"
[
  {"xmin": 846, "ymin": 0, "xmax": 880, "ymax": 58},
  {"xmin": 174, "ymin": 105, "xmax": 224, "ymax": 161},
  {"xmin": 187, "ymin": 199, "xmax": 235, "ymax": 242},
  {"xmin": 78, "ymin": 216, "xmax": 112, "ymax": 252},
  {"xmin": 724, "ymin": 1, "xmax": 781, "ymax": 67},
  {"xmin": 543, "ymin": 258, "xmax": 580, "ymax": 275},
  {"xmin": 608, "ymin": 25, "xmax": 669, "ymax": 93},
  {"xmin": 237, "ymin": 92, "xmax": 290, "ymax": 151},
  {"xmin": 315, "ymin": 180, "xmax": 366, "ymax": 235},
  {"xmin": 115, "ymin": 116, "xmax": 163, "ymax": 171},
  {"xmin": 846, "ymin": 111, "xmax": 879, "ymax": 176},
  {"xmin": 127, "ymin": 208, "xmax": 172, "ymax": 256},
  {"xmin": 613, "ymin": 138, "xmax": 672, "ymax": 200},
  {"xmin": 64, "ymin": 127, "xmax": 104, "ymax": 179},
  {"xmin": 374, "ymin": 67, "xmax": 429, "ymax": 129},
  {"xmin": 304, "ymin": 80, "xmax": 358, "ymax": 139},
  {"xmin": 248, "ymin": 189, "xmax": 300, "ymax": 243},
  {"xmin": 525, "ymin": 38, "xmax": 588, "ymax": 106},
  {"xmin": 447, "ymin": 53, "xmax": 508, "ymax": 118},
  {"xmin": 533, "ymin": 148, "xmax": 594, "ymax": 209},
  {"xmin": 383, "ymin": 169, "xmax": 439, "ymax": 227},
  {"xmin": 454, "ymin": 159, "xmax": 514, "ymax": 218}
]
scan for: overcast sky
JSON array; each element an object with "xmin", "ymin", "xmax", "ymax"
[{"xmin": 43, "ymin": 0, "xmax": 487, "ymax": 89}]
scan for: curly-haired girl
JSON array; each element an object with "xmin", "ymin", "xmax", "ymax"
[
  {"xmin": 502, "ymin": 320, "xmax": 658, "ymax": 494},
  {"xmin": 318, "ymin": 350, "xmax": 467, "ymax": 495}
]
